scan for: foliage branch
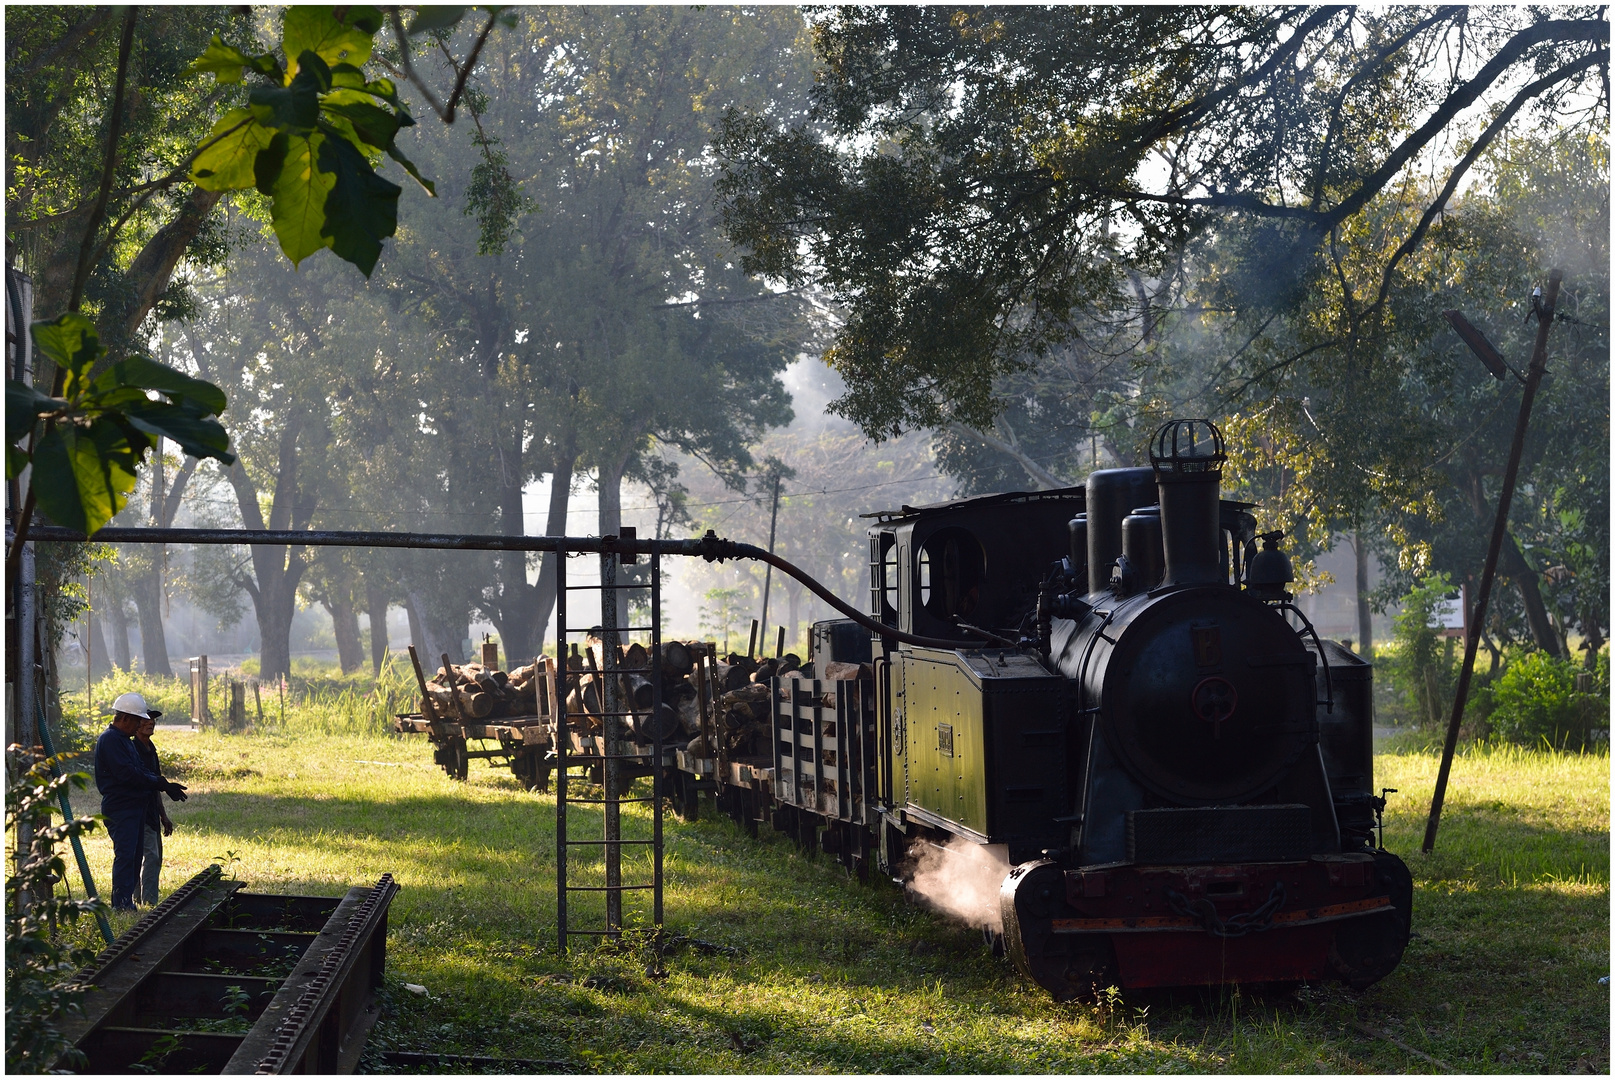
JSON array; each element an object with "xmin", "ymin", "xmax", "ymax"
[{"xmin": 4, "ymin": 748, "xmax": 109, "ymax": 1074}]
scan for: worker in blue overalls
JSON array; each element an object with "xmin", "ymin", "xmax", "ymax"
[{"xmin": 95, "ymin": 693, "xmax": 188, "ymax": 911}]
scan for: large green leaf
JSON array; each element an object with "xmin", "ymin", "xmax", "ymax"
[
  {"xmin": 316, "ymin": 132, "xmax": 401, "ymax": 276},
  {"xmin": 30, "ymin": 315, "xmax": 104, "ymax": 393},
  {"xmin": 405, "ymin": 6, "xmax": 468, "ymax": 36},
  {"xmin": 30, "ymin": 421, "xmax": 142, "ymax": 535},
  {"xmin": 190, "ymin": 35, "xmax": 282, "ymax": 85},
  {"xmin": 267, "ymin": 133, "xmax": 336, "ymax": 266},
  {"xmin": 191, "ymin": 108, "xmax": 277, "ymax": 191},
  {"xmin": 7, "ymin": 381, "xmax": 59, "ymax": 445},
  {"xmin": 121, "ymin": 403, "xmax": 235, "ymax": 465},
  {"xmin": 283, "ymin": 5, "xmax": 381, "ymax": 81},
  {"xmin": 248, "ymin": 53, "xmax": 328, "ymax": 133},
  {"xmin": 329, "ymin": 66, "xmax": 407, "ymax": 111},
  {"xmin": 94, "ymin": 355, "xmax": 229, "ymax": 415},
  {"xmin": 323, "ymin": 99, "xmax": 403, "ymax": 152}
]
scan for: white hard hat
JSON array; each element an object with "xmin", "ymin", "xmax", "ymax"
[{"xmin": 111, "ymin": 692, "xmax": 162, "ymax": 720}]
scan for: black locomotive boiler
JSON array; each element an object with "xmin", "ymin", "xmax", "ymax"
[{"xmin": 748, "ymin": 418, "xmax": 1411, "ymax": 1000}]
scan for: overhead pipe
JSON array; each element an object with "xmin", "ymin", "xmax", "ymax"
[{"xmin": 25, "ymin": 524, "xmax": 983, "ymax": 652}]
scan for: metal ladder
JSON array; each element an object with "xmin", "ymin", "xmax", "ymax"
[{"xmin": 554, "ymin": 533, "xmax": 665, "ymax": 949}]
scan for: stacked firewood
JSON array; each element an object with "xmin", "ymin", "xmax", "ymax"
[
  {"xmin": 560, "ymin": 639, "xmax": 708, "ymax": 746},
  {"xmin": 423, "ymin": 661, "xmax": 543, "ymax": 720}
]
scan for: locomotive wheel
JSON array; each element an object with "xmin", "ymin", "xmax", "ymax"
[
  {"xmin": 1001, "ymin": 860, "xmax": 1119, "ymax": 1002},
  {"xmin": 1327, "ymin": 851, "xmax": 1414, "ymax": 989}
]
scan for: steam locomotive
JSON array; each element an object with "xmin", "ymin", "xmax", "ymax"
[{"xmin": 700, "ymin": 417, "xmax": 1410, "ymax": 999}]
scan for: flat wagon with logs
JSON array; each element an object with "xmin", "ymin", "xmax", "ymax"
[{"xmin": 390, "ymin": 634, "xmax": 869, "ymax": 832}]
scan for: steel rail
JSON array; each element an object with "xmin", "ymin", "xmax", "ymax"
[{"xmin": 26, "ymin": 524, "xmax": 993, "ymax": 651}]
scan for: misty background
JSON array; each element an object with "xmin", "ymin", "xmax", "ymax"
[{"xmin": 41, "ymin": 8, "xmax": 1605, "ymax": 692}]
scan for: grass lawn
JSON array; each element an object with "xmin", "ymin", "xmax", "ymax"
[{"xmin": 58, "ymin": 728, "xmax": 1608, "ymax": 1074}]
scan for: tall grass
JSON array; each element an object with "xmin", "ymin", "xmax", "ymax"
[{"xmin": 65, "ymin": 656, "xmax": 418, "ymax": 740}]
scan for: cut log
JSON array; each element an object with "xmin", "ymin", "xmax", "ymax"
[{"xmin": 661, "ymin": 640, "xmax": 694, "ymax": 675}]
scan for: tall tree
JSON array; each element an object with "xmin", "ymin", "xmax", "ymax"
[
  {"xmin": 371, "ymin": 7, "xmax": 814, "ymax": 657},
  {"xmin": 716, "ymin": 6, "xmax": 1608, "ymax": 441}
]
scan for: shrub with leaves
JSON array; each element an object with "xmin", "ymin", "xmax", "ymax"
[
  {"xmin": 5, "ymin": 747, "xmax": 109, "ymax": 1073},
  {"xmin": 1385, "ymin": 571, "xmax": 1458, "ymax": 727},
  {"xmin": 1491, "ymin": 649, "xmax": 1608, "ymax": 750}
]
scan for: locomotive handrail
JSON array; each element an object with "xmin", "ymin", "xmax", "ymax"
[
  {"xmin": 23, "ymin": 524, "xmax": 988, "ymax": 652},
  {"xmin": 1277, "ymin": 601, "xmax": 1334, "ymax": 716}
]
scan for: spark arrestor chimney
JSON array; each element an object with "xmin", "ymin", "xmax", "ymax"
[{"xmin": 1150, "ymin": 419, "xmax": 1227, "ymax": 587}]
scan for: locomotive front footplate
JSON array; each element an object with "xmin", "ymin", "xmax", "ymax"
[{"xmin": 1001, "ymin": 851, "xmax": 1413, "ymax": 999}]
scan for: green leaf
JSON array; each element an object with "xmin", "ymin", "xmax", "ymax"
[
  {"xmin": 405, "ymin": 6, "xmax": 467, "ymax": 35},
  {"xmin": 330, "ymin": 66, "xmax": 408, "ymax": 113},
  {"xmin": 92, "ymin": 356, "xmax": 229, "ymax": 415},
  {"xmin": 283, "ymin": 5, "xmax": 380, "ymax": 81},
  {"xmin": 30, "ymin": 315, "xmax": 104, "ymax": 394},
  {"xmin": 190, "ymin": 35, "xmax": 282, "ymax": 85},
  {"xmin": 321, "ymin": 98, "xmax": 436, "ymax": 195},
  {"xmin": 385, "ymin": 142, "xmax": 437, "ymax": 196},
  {"xmin": 191, "ymin": 108, "xmax": 277, "ymax": 191},
  {"xmin": 316, "ymin": 132, "xmax": 401, "ymax": 276},
  {"xmin": 322, "ymin": 100, "xmax": 402, "ymax": 152},
  {"xmin": 248, "ymin": 54, "xmax": 328, "ymax": 132},
  {"xmin": 30, "ymin": 421, "xmax": 143, "ymax": 535},
  {"xmin": 7, "ymin": 381, "xmax": 60, "ymax": 444},
  {"xmin": 267, "ymin": 133, "xmax": 336, "ymax": 265},
  {"xmin": 7, "ymin": 444, "xmax": 29, "ymax": 481},
  {"xmin": 121, "ymin": 403, "xmax": 235, "ymax": 466},
  {"xmin": 255, "ymin": 131, "xmax": 290, "ymax": 196}
]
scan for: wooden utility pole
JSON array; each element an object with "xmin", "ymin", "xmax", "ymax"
[
  {"xmin": 758, "ymin": 469, "xmax": 782, "ymax": 639},
  {"xmin": 1423, "ymin": 270, "xmax": 1562, "ymax": 854}
]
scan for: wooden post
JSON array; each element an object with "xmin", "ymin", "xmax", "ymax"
[
  {"xmin": 747, "ymin": 619, "xmax": 759, "ymax": 661},
  {"xmin": 1424, "ymin": 270, "xmax": 1563, "ymax": 854},
  {"xmin": 441, "ymin": 653, "xmax": 471, "ymax": 723},
  {"xmin": 600, "ymin": 549, "xmax": 623, "ymax": 935},
  {"xmin": 482, "ymin": 639, "xmax": 499, "ymax": 669},
  {"xmin": 776, "ymin": 626, "xmax": 785, "ymax": 659},
  {"xmin": 253, "ymin": 681, "xmax": 264, "ymax": 726},
  {"xmin": 406, "ymin": 645, "xmax": 438, "ymax": 723},
  {"xmin": 229, "ymin": 680, "xmax": 245, "ymax": 732}
]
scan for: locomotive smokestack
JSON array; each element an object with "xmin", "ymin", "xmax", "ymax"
[{"xmin": 1151, "ymin": 419, "xmax": 1227, "ymax": 587}]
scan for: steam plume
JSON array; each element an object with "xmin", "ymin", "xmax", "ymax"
[{"xmin": 905, "ymin": 837, "xmax": 1011, "ymax": 932}]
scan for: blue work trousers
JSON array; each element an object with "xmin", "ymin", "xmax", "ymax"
[
  {"xmin": 104, "ymin": 806, "xmax": 146, "ymax": 910},
  {"xmin": 138, "ymin": 825, "xmax": 163, "ymax": 906}
]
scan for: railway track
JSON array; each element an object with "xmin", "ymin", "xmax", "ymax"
[{"xmin": 52, "ymin": 864, "xmax": 398, "ymax": 1074}]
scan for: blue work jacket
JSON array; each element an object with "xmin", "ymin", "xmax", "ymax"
[{"xmin": 93, "ymin": 725, "xmax": 167, "ymax": 816}]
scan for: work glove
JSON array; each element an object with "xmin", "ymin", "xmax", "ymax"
[{"xmin": 165, "ymin": 781, "xmax": 189, "ymax": 802}]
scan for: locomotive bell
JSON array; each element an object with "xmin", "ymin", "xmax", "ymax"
[
  {"xmin": 1245, "ymin": 530, "xmax": 1295, "ymax": 601},
  {"xmin": 1150, "ymin": 419, "xmax": 1227, "ymax": 587}
]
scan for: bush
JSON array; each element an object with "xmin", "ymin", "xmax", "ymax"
[
  {"xmin": 1490, "ymin": 649, "xmax": 1609, "ymax": 749},
  {"xmin": 5, "ymin": 748, "xmax": 109, "ymax": 1072},
  {"xmin": 1383, "ymin": 572, "xmax": 1458, "ymax": 728}
]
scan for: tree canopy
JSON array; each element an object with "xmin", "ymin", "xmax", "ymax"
[{"xmin": 716, "ymin": 6, "xmax": 1608, "ymax": 438}]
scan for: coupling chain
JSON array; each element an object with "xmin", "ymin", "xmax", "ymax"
[{"xmin": 1164, "ymin": 880, "xmax": 1286, "ymax": 938}]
